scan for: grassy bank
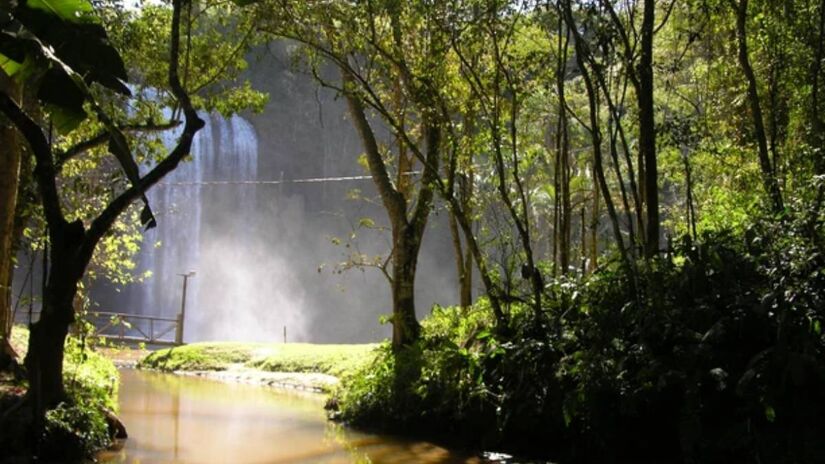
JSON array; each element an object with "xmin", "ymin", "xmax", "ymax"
[
  {"xmin": 0, "ymin": 325, "xmax": 120, "ymax": 462},
  {"xmin": 139, "ymin": 341, "xmax": 378, "ymax": 379}
]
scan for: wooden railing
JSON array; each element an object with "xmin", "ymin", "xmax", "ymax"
[
  {"xmin": 85, "ymin": 311, "xmax": 184, "ymax": 345},
  {"xmin": 14, "ymin": 310, "xmax": 185, "ymax": 345}
]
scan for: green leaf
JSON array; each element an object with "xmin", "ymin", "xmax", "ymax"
[
  {"xmin": 0, "ymin": 52, "xmax": 22, "ymax": 76},
  {"xmin": 45, "ymin": 103, "xmax": 86, "ymax": 134},
  {"xmin": 37, "ymin": 68, "xmax": 86, "ymax": 114},
  {"xmin": 25, "ymin": 0, "xmax": 94, "ymax": 23},
  {"xmin": 15, "ymin": 5, "xmax": 130, "ymax": 95},
  {"xmin": 764, "ymin": 404, "xmax": 776, "ymax": 423}
]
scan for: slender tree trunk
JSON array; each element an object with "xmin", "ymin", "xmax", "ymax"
[
  {"xmin": 639, "ymin": 0, "xmax": 659, "ymax": 257},
  {"xmin": 604, "ymin": 75, "xmax": 638, "ymax": 254},
  {"xmin": 552, "ymin": 121, "xmax": 560, "ymax": 277},
  {"xmin": 448, "ymin": 202, "xmax": 473, "ymax": 309},
  {"xmin": 448, "ymin": 211, "xmax": 464, "ymax": 303},
  {"xmin": 449, "ymin": 193, "xmax": 506, "ymax": 325},
  {"xmin": 580, "ymin": 205, "xmax": 587, "ymax": 272},
  {"xmin": 682, "ymin": 147, "xmax": 698, "ymax": 239},
  {"xmin": 732, "ymin": 0, "xmax": 785, "ymax": 213},
  {"xmin": 556, "ymin": 13, "xmax": 572, "ymax": 276},
  {"xmin": 590, "ymin": 170, "xmax": 600, "ymax": 272},
  {"xmin": 461, "ymin": 241, "xmax": 473, "ymax": 308},
  {"xmin": 808, "ymin": 0, "xmax": 825, "ymax": 235},
  {"xmin": 460, "ymin": 172, "xmax": 474, "ymax": 308}
]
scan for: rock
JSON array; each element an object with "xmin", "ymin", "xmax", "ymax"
[{"xmin": 103, "ymin": 408, "xmax": 128, "ymax": 439}]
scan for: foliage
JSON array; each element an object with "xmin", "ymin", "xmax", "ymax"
[
  {"xmin": 333, "ymin": 214, "xmax": 825, "ymax": 462},
  {"xmin": 43, "ymin": 399, "xmax": 111, "ymax": 459}
]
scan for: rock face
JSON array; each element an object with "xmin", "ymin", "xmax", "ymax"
[{"xmin": 92, "ymin": 40, "xmax": 459, "ymax": 344}]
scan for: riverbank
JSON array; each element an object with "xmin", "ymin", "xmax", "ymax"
[{"xmin": 137, "ymin": 341, "xmax": 378, "ymax": 393}]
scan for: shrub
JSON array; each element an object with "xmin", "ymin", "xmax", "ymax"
[{"xmin": 332, "ymin": 221, "xmax": 825, "ymax": 463}]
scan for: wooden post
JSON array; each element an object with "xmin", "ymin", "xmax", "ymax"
[
  {"xmin": 175, "ymin": 271, "xmax": 194, "ymax": 345},
  {"xmin": 283, "ymin": 325, "xmax": 286, "ymax": 343},
  {"xmin": 175, "ymin": 313, "xmax": 183, "ymax": 345}
]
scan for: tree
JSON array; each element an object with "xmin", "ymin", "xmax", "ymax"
[
  {"xmin": 560, "ymin": 0, "xmax": 628, "ymax": 266},
  {"xmin": 729, "ymin": 0, "xmax": 785, "ymax": 213},
  {"xmin": 260, "ymin": 0, "xmax": 502, "ymax": 347},
  {"xmin": 0, "ymin": 0, "xmax": 203, "ymax": 420}
]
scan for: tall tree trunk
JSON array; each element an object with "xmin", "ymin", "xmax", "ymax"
[
  {"xmin": 461, "ymin": 242, "xmax": 473, "ymax": 309},
  {"xmin": 448, "ymin": 204, "xmax": 473, "ymax": 310},
  {"xmin": 552, "ymin": 120, "xmax": 560, "ymax": 277},
  {"xmin": 590, "ymin": 169, "xmax": 600, "ymax": 272},
  {"xmin": 639, "ymin": 0, "xmax": 659, "ymax": 257},
  {"xmin": 557, "ymin": 16, "xmax": 572, "ymax": 276},
  {"xmin": 448, "ymin": 211, "xmax": 466, "ymax": 307},
  {"xmin": 808, "ymin": 0, "xmax": 825, "ymax": 235},
  {"xmin": 0, "ymin": 75, "xmax": 22, "ymax": 368},
  {"xmin": 732, "ymin": 0, "xmax": 785, "ymax": 213}
]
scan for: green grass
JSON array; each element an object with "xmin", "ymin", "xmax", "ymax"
[
  {"xmin": 138, "ymin": 342, "xmax": 260, "ymax": 371},
  {"xmin": 246, "ymin": 343, "xmax": 378, "ymax": 378},
  {"xmin": 139, "ymin": 341, "xmax": 378, "ymax": 378}
]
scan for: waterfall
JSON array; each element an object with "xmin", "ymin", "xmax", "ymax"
[{"xmin": 128, "ymin": 113, "xmax": 306, "ymax": 342}]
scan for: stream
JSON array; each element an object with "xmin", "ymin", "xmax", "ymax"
[{"xmin": 98, "ymin": 369, "xmax": 485, "ymax": 463}]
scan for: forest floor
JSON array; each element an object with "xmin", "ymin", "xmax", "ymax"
[{"xmin": 137, "ymin": 341, "xmax": 379, "ymax": 393}]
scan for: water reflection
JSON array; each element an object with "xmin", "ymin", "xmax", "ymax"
[{"xmin": 99, "ymin": 370, "xmax": 481, "ymax": 464}]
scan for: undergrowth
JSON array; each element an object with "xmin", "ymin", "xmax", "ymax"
[
  {"xmin": 331, "ymin": 220, "xmax": 825, "ymax": 463},
  {"xmin": 0, "ymin": 326, "xmax": 120, "ymax": 461}
]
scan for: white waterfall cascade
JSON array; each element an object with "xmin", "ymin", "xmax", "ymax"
[{"xmin": 133, "ymin": 113, "xmax": 307, "ymax": 342}]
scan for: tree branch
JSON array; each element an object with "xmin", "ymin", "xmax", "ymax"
[
  {"xmin": 0, "ymin": 93, "xmax": 64, "ymax": 228},
  {"xmin": 56, "ymin": 120, "xmax": 182, "ymax": 170},
  {"xmin": 80, "ymin": 0, "xmax": 204, "ymax": 265}
]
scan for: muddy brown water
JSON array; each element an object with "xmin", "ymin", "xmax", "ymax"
[{"xmin": 98, "ymin": 369, "xmax": 484, "ymax": 464}]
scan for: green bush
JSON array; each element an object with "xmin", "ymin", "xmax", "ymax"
[
  {"xmin": 44, "ymin": 398, "xmax": 111, "ymax": 459},
  {"xmin": 332, "ymin": 217, "xmax": 825, "ymax": 463}
]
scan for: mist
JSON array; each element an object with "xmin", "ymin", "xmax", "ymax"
[{"xmin": 92, "ymin": 41, "xmax": 461, "ymax": 344}]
